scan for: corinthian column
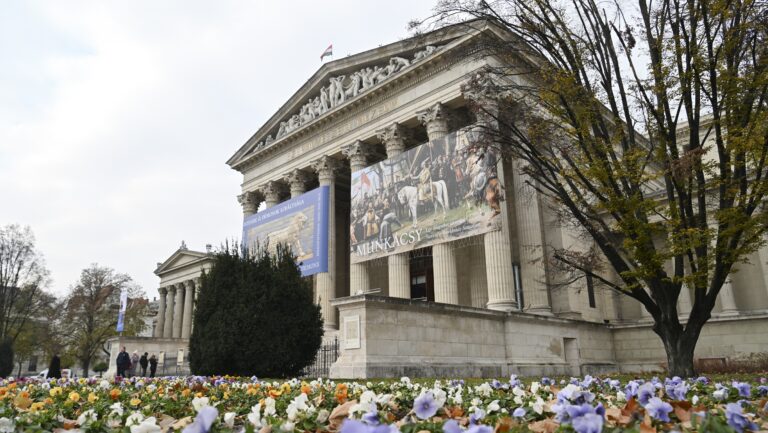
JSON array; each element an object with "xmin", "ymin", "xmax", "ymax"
[
  {"xmin": 512, "ymin": 159, "xmax": 551, "ymax": 313},
  {"xmin": 342, "ymin": 140, "xmax": 374, "ymax": 295},
  {"xmin": 237, "ymin": 191, "xmax": 261, "ymax": 218},
  {"xmin": 155, "ymin": 287, "xmax": 167, "ymax": 338},
  {"xmin": 417, "ymin": 102, "xmax": 459, "ymax": 305},
  {"xmin": 261, "ymin": 181, "xmax": 285, "ymax": 209},
  {"xmin": 284, "ymin": 169, "xmax": 310, "ymax": 198},
  {"xmin": 464, "ymin": 83, "xmax": 519, "ymax": 311},
  {"xmin": 312, "ymin": 155, "xmax": 341, "ymax": 330},
  {"xmin": 718, "ymin": 277, "xmax": 738, "ymax": 316},
  {"xmin": 181, "ymin": 280, "xmax": 195, "ymax": 339},
  {"xmin": 163, "ymin": 286, "xmax": 175, "ymax": 338},
  {"xmin": 376, "ymin": 123, "xmax": 411, "ymax": 299},
  {"xmin": 172, "ymin": 283, "xmax": 184, "ymax": 338},
  {"xmin": 470, "ymin": 243, "xmax": 489, "ymax": 308}
]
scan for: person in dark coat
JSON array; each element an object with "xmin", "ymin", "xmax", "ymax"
[
  {"xmin": 139, "ymin": 352, "xmax": 149, "ymax": 377},
  {"xmin": 116, "ymin": 347, "xmax": 130, "ymax": 377},
  {"xmin": 148, "ymin": 354, "xmax": 158, "ymax": 378},
  {"xmin": 46, "ymin": 354, "xmax": 61, "ymax": 379}
]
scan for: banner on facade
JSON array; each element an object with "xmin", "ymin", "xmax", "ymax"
[
  {"xmin": 350, "ymin": 128, "xmax": 503, "ymax": 263},
  {"xmin": 116, "ymin": 288, "xmax": 128, "ymax": 332},
  {"xmin": 243, "ymin": 186, "xmax": 329, "ymax": 276}
]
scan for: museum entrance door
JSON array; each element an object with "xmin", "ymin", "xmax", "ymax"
[{"xmin": 409, "ymin": 248, "xmax": 434, "ymax": 301}]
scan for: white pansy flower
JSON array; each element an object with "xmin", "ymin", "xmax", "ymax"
[
  {"xmin": 316, "ymin": 409, "xmax": 330, "ymax": 423},
  {"xmin": 513, "ymin": 395, "xmax": 523, "ymax": 405},
  {"xmin": 531, "ymin": 397, "xmax": 545, "ymax": 415},
  {"xmin": 0, "ymin": 417, "xmax": 14, "ymax": 433},
  {"xmin": 126, "ymin": 412, "xmax": 145, "ymax": 427},
  {"xmin": 224, "ymin": 412, "xmax": 236, "ymax": 428},
  {"xmin": 616, "ymin": 391, "xmax": 627, "ymax": 402},
  {"xmin": 712, "ymin": 388, "xmax": 728, "ymax": 401},
  {"xmin": 248, "ymin": 403, "xmax": 263, "ymax": 427},
  {"xmin": 264, "ymin": 397, "xmax": 277, "ymax": 416},
  {"xmin": 432, "ymin": 388, "xmax": 447, "ymax": 407},
  {"xmin": 692, "ymin": 395, "xmax": 700, "ymax": 405},
  {"xmin": 486, "ymin": 400, "xmax": 501, "ymax": 413},
  {"xmin": 281, "ymin": 421, "xmax": 295, "ymax": 432},
  {"xmin": 359, "ymin": 390, "xmax": 377, "ymax": 405},
  {"xmin": 99, "ymin": 380, "xmax": 111, "ymax": 390},
  {"xmin": 192, "ymin": 396, "xmax": 210, "ymax": 412},
  {"xmin": 530, "ymin": 382, "xmax": 541, "ymax": 395},
  {"xmin": 130, "ymin": 417, "xmax": 162, "ymax": 433},
  {"xmin": 77, "ymin": 409, "xmax": 97, "ymax": 427},
  {"xmin": 475, "ymin": 382, "xmax": 493, "ymax": 397}
]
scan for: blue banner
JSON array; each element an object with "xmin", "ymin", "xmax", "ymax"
[
  {"xmin": 243, "ymin": 186, "xmax": 329, "ymax": 276},
  {"xmin": 116, "ymin": 289, "xmax": 127, "ymax": 332}
]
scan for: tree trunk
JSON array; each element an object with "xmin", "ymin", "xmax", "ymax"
[
  {"xmin": 655, "ymin": 320, "xmax": 697, "ymax": 377},
  {"xmin": 81, "ymin": 358, "xmax": 90, "ymax": 378}
]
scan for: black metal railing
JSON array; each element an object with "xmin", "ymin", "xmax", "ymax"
[{"xmin": 301, "ymin": 338, "xmax": 339, "ymax": 378}]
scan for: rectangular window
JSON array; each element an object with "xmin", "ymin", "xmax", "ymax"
[
  {"xmin": 586, "ymin": 274, "xmax": 596, "ymax": 308},
  {"xmin": 28, "ymin": 356, "xmax": 38, "ymax": 372}
]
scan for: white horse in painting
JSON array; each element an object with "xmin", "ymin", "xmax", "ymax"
[{"xmin": 397, "ymin": 180, "xmax": 450, "ymax": 227}]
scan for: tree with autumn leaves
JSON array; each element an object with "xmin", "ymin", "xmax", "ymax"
[{"xmin": 415, "ymin": 0, "xmax": 767, "ymax": 376}]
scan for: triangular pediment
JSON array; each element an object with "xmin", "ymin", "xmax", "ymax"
[
  {"xmin": 227, "ymin": 19, "xmax": 510, "ymax": 169},
  {"xmin": 154, "ymin": 248, "xmax": 210, "ymax": 276}
]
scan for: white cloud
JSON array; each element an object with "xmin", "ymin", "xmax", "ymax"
[{"xmin": 0, "ymin": 0, "xmax": 436, "ymax": 298}]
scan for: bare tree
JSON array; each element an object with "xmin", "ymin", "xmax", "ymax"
[
  {"xmin": 62, "ymin": 264, "xmax": 147, "ymax": 376},
  {"xmin": 415, "ymin": 0, "xmax": 767, "ymax": 376},
  {"xmin": 0, "ymin": 224, "xmax": 51, "ymax": 342}
]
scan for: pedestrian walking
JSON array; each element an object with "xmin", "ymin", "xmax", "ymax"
[
  {"xmin": 149, "ymin": 354, "xmax": 158, "ymax": 378},
  {"xmin": 116, "ymin": 347, "xmax": 130, "ymax": 377},
  {"xmin": 130, "ymin": 351, "xmax": 139, "ymax": 377},
  {"xmin": 46, "ymin": 354, "xmax": 61, "ymax": 379},
  {"xmin": 139, "ymin": 352, "xmax": 148, "ymax": 377}
]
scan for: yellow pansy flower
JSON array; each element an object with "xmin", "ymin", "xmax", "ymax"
[{"xmin": 68, "ymin": 391, "xmax": 80, "ymax": 402}]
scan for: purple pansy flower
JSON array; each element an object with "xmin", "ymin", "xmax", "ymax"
[
  {"xmin": 725, "ymin": 403, "xmax": 758, "ymax": 433},
  {"xmin": 413, "ymin": 391, "xmax": 439, "ymax": 419},
  {"xmin": 182, "ymin": 405, "xmax": 218, "ymax": 433},
  {"xmin": 571, "ymin": 413, "xmax": 604, "ymax": 433},
  {"xmin": 645, "ymin": 397, "xmax": 673, "ymax": 422},
  {"xmin": 443, "ymin": 420, "xmax": 462, "ymax": 433},
  {"xmin": 512, "ymin": 407, "xmax": 526, "ymax": 418},
  {"xmin": 732, "ymin": 381, "xmax": 752, "ymax": 398},
  {"xmin": 637, "ymin": 382, "xmax": 656, "ymax": 405}
]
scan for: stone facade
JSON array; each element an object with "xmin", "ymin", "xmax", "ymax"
[{"xmin": 215, "ymin": 20, "xmax": 768, "ymax": 377}]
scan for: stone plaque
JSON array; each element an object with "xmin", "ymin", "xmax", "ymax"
[
  {"xmin": 177, "ymin": 349, "xmax": 185, "ymax": 366},
  {"xmin": 158, "ymin": 351, "xmax": 165, "ymax": 366},
  {"xmin": 344, "ymin": 315, "xmax": 361, "ymax": 349}
]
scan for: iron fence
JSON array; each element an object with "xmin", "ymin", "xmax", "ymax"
[{"xmin": 301, "ymin": 338, "xmax": 339, "ymax": 378}]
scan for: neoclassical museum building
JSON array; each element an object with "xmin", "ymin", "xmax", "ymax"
[{"xmin": 134, "ymin": 20, "xmax": 768, "ymax": 378}]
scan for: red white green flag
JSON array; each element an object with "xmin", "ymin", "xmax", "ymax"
[{"xmin": 320, "ymin": 44, "xmax": 333, "ymax": 61}]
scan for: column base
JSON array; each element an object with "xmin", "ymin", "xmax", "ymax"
[
  {"xmin": 526, "ymin": 306, "xmax": 554, "ymax": 316},
  {"xmin": 486, "ymin": 300, "xmax": 518, "ymax": 312},
  {"xmin": 717, "ymin": 309, "xmax": 739, "ymax": 317}
]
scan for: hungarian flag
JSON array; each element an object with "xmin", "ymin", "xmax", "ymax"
[{"xmin": 320, "ymin": 44, "xmax": 333, "ymax": 61}]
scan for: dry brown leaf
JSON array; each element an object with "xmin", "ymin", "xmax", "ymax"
[
  {"xmin": 529, "ymin": 419, "xmax": 559, "ymax": 433},
  {"xmin": 623, "ymin": 397, "xmax": 639, "ymax": 413},
  {"xmin": 494, "ymin": 416, "xmax": 514, "ymax": 433},
  {"xmin": 674, "ymin": 405, "xmax": 691, "ymax": 423},
  {"xmin": 259, "ymin": 425, "xmax": 273, "ymax": 433},
  {"xmin": 329, "ymin": 400, "xmax": 358, "ymax": 430},
  {"xmin": 172, "ymin": 416, "xmax": 193, "ymax": 430},
  {"xmin": 157, "ymin": 414, "xmax": 177, "ymax": 430},
  {"xmin": 639, "ymin": 420, "xmax": 657, "ymax": 433},
  {"xmin": 446, "ymin": 405, "xmax": 465, "ymax": 418}
]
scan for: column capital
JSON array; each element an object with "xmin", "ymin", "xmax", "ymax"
[
  {"xmin": 312, "ymin": 156, "xmax": 341, "ymax": 184},
  {"xmin": 462, "ymin": 72, "xmax": 508, "ymax": 122},
  {"xmin": 341, "ymin": 140, "xmax": 375, "ymax": 171},
  {"xmin": 259, "ymin": 180, "xmax": 287, "ymax": 204},
  {"xmin": 184, "ymin": 279, "xmax": 195, "ymax": 291},
  {"xmin": 167, "ymin": 285, "xmax": 176, "ymax": 295},
  {"xmin": 375, "ymin": 122, "xmax": 410, "ymax": 158},
  {"xmin": 237, "ymin": 191, "xmax": 262, "ymax": 216},
  {"xmin": 158, "ymin": 286, "xmax": 167, "ymax": 296},
  {"xmin": 283, "ymin": 169, "xmax": 311, "ymax": 196},
  {"xmin": 416, "ymin": 102, "xmax": 450, "ymax": 138}
]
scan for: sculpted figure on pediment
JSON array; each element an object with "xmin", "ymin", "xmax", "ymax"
[
  {"xmin": 264, "ymin": 134, "xmax": 274, "ymax": 145},
  {"xmin": 346, "ymin": 71, "xmax": 363, "ymax": 98},
  {"xmin": 329, "ymin": 75, "xmax": 346, "ymax": 107},
  {"xmin": 300, "ymin": 101, "xmax": 314, "ymax": 123},
  {"xmin": 311, "ymin": 97, "xmax": 323, "ymax": 117},
  {"xmin": 276, "ymin": 122, "xmax": 287, "ymax": 138},
  {"xmin": 319, "ymin": 86, "xmax": 330, "ymax": 112},
  {"xmin": 386, "ymin": 57, "xmax": 410, "ymax": 75},
  {"xmin": 413, "ymin": 45, "xmax": 439, "ymax": 62},
  {"xmin": 361, "ymin": 67, "xmax": 376, "ymax": 89}
]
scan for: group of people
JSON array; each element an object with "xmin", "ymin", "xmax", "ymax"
[
  {"xmin": 116, "ymin": 347, "xmax": 159, "ymax": 378},
  {"xmin": 350, "ymin": 136, "xmax": 499, "ymax": 247}
]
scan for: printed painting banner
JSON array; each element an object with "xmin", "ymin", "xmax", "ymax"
[
  {"xmin": 243, "ymin": 186, "xmax": 329, "ymax": 276},
  {"xmin": 116, "ymin": 289, "xmax": 127, "ymax": 332},
  {"xmin": 350, "ymin": 128, "xmax": 503, "ymax": 263}
]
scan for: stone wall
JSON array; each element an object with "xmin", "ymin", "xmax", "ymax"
[
  {"xmin": 611, "ymin": 313, "xmax": 768, "ymax": 372},
  {"xmin": 104, "ymin": 336, "xmax": 189, "ymax": 377},
  {"xmin": 330, "ymin": 295, "xmax": 616, "ymax": 378}
]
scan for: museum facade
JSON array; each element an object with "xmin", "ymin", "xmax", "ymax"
[{"xmin": 145, "ymin": 20, "xmax": 768, "ymax": 378}]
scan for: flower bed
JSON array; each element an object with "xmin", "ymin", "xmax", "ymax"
[{"xmin": 0, "ymin": 374, "xmax": 766, "ymax": 432}]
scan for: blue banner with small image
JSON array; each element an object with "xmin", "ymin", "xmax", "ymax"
[{"xmin": 242, "ymin": 186, "xmax": 329, "ymax": 276}]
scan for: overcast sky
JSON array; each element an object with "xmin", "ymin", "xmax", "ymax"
[{"xmin": 1, "ymin": 0, "xmax": 436, "ymax": 300}]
